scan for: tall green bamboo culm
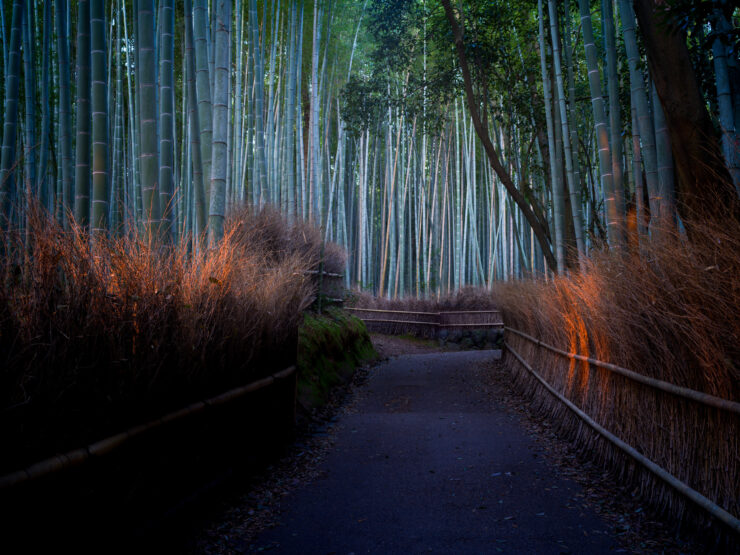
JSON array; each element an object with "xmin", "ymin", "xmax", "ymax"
[
  {"xmin": 137, "ymin": 0, "xmax": 161, "ymax": 237},
  {"xmin": 284, "ymin": 0, "xmax": 298, "ymax": 217},
  {"xmin": 0, "ymin": 0, "xmax": 22, "ymax": 227},
  {"xmin": 603, "ymin": 0, "xmax": 625, "ymax": 243},
  {"xmin": 91, "ymin": 0, "xmax": 109, "ymax": 233},
  {"xmin": 617, "ymin": 0, "xmax": 660, "ymax": 232},
  {"xmin": 652, "ymin": 83, "xmax": 675, "ymax": 227},
  {"xmin": 74, "ymin": 0, "xmax": 91, "ymax": 226},
  {"xmin": 21, "ymin": 0, "xmax": 36, "ymax": 217},
  {"xmin": 159, "ymin": 0, "xmax": 175, "ymax": 242},
  {"xmin": 208, "ymin": 0, "xmax": 232, "ymax": 246},
  {"xmin": 548, "ymin": 0, "xmax": 585, "ymax": 267},
  {"xmin": 250, "ymin": 0, "xmax": 268, "ymax": 206},
  {"xmin": 184, "ymin": 0, "xmax": 207, "ymax": 238},
  {"xmin": 37, "ymin": 0, "xmax": 52, "ymax": 209},
  {"xmin": 537, "ymin": 0, "xmax": 563, "ymax": 273},
  {"xmin": 711, "ymin": 8, "xmax": 739, "ymax": 194},
  {"xmin": 309, "ymin": 0, "xmax": 322, "ymax": 222},
  {"xmin": 111, "ymin": 0, "xmax": 125, "ymax": 234},
  {"xmin": 577, "ymin": 0, "xmax": 614, "ymax": 246},
  {"xmin": 193, "ymin": 0, "xmax": 213, "ymax": 207},
  {"xmin": 55, "ymin": 0, "xmax": 74, "ymax": 226}
]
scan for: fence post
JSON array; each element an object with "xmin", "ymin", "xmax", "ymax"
[{"xmin": 317, "ymin": 239, "xmax": 326, "ymax": 314}]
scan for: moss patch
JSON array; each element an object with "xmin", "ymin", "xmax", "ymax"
[{"xmin": 297, "ymin": 308, "xmax": 377, "ymax": 409}]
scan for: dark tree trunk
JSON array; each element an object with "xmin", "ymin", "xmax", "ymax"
[
  {"xmin": 633, "ymin": 0, "xmax": 739, "ymax": 224},
  {"xmin": 441, "ymin": 0, "xmax": 558, "ymax": 273}
]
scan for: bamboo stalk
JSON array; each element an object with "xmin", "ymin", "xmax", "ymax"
[
  {"xmin": 0, "ymin": 0, "xmax": 22, "ymax": 226},
  {"xmin": 91, "ymin": 0, "xmax": 108, "ymax": 233},
  {"xmin": 73, "ymin": 0, "xmax": 91, "ymax": 226}
]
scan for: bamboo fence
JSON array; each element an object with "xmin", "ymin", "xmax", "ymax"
[
  {"xmin": 347, "ymin": 307, "xmax": 504, "ymax": 338},
  {"xmin": 503, "ymin": 326, "xmax": 739, "ymax": 538},
  {"xmin": 0, "ymin": 365, "xmax": 297, "ymax": 491}
]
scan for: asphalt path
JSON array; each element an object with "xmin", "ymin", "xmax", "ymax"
[{"xmin": 253, "ymin": 350, "xmax": 619, "ymax": 554}]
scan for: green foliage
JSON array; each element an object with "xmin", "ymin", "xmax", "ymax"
[
  {"xmin": 297, "ymin": 308, "xmax": 377, "ymax": 408},
  {"xmin": 341, "ymin": 0, "xmax": 459, "ymax": 136},
  {"xmin": 663, "ymin": 0, "xmax": 738, "ymax": 49},
  {"xmin": 367, "ymin": 0, "xmax": 421, "ymax": 72},
  {"xmin": 340, "ymin": 73, "xmax": 390, "ymax": 134},
  {"xmin": 659, "ymin": 0, "xmax": 740, "ymax": 115}
]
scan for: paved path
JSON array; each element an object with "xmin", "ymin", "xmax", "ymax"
[{"xmin": 253, "ymin": 351, "xmax": 619, "ymax": 554}]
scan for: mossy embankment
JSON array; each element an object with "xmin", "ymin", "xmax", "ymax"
[{"xmin": 297, "ymin": 308, "xmax": 377, "ymax": 410}]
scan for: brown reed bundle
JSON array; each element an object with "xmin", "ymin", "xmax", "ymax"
[
  {"xmin": 497, "ymin": 216, "xmax": 740, "ymax": 541},
  {"xmin": 350, "ymin": 286, "xmax": 499, "ymax": 312},
  {"xmin": 228, "ymin": 204, "xmax": 346, "ymax": 275},
  {"xmin": 0, "ymin": 207, "xmax": 330, "ymax": 475}
]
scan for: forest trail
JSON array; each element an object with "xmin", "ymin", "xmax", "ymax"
[{"xmin": 251, "ymin": 350, "xmax": 619, "ymax": 554}]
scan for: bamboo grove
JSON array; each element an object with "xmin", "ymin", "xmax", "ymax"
[{"xmin": 0, "ymin": 1, "xmax": 738, "ymax": 297}]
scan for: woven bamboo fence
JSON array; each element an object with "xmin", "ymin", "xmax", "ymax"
[
  {"xmin": 306, "ymin": 269, "xmax": 345, "ymax": 307},
  {"xmin": 503, "ymin": 326, "xmax": 739, "ymax": 539},
  {"xmin": 347, "ymin": 308, "xmax": 503, "ymax": 338},
  {"xmin": 0, "ymin": 269, "xmax": 334, "ymax": 507}
]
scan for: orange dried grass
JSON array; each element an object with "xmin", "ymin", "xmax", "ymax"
[
  {"xmin": 0, "ymin": 207, "xmax": 330, "ymax": 474},
  {"xmin": 497, "ymin": 217, "xmax": 740, "ymax": 535}
]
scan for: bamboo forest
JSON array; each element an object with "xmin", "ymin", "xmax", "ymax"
[
  {"xmin": 1, "ymin": 0, "xmax": 739, "ymax": 551},
  {"xmin": 2, "ymin": 0, "xmax": 733, "ymax": 293}
]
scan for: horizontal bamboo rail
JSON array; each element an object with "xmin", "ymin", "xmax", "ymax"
[
  {"xmin": 505, "ymin": 326, "xmax": 740, "ymax": 414},
  {"xmin": 357, "ymin": 318, "xmax": 503, "ymax": 328},
  {"xmin": 445, "ymin": 322, "xmax": 504, "ymax": 327},
  {"xmin": 504, "ymin": 341, "xmax": 740, "ymax": 535},
  {"xmin": 346, "ymin": 307, "xmax": 440, "ymax": 316},
  {"xmin": 440, "ymin": 310, "xmax": 502, "ymax": 315},
  {"xmin": 440, "ymin": 322, "xmax": 504, "ymax": 328},
  {"xmin": 348, "ymin": 308, "xmax": 504, "ymax": 339},
  {"xmin": 0, "ymin": 366, "xmax": 296, "ymax": 491},
  {"xmin": 304, "ymin": 269, "xmax": 344, "ymax": 278},
  {"xmin": 346, "ymin": 307, "xmax": 501, "ymax": 316},
  {"xmin": 360, "ymin": 318, "xmax": 440, "ymax": 326}
]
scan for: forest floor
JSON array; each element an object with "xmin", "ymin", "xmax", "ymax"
[{"xmin": 182, "ymin": 335, "xmax": 709, "ymax": 554}]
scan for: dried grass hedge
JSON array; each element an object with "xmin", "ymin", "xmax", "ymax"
[
  {"xmin": 350, "ymin": 286, "xmax": 499, "ymax": 312},
  {"xmin": 0, "ymin": 207, "xmax": 335, "ymax": 475},
  {"xmin": 497, "ymin": 217, "xmax": 739, "ymax": 537}
]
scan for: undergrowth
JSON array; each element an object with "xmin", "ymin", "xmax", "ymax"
[
  {"xmin": 297, "ymin": 308, "xmax": 376, "ymax": 410},
  {"xmin": 0, "ymin": 206, "xmax": 342, "ymax": 474}
]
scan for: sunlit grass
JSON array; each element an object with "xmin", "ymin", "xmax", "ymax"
[
  {"xmin": 0, "ymin": 205, "xmax": 342, "ymax": 474},
  {"xmin": 496, "ymin": 216, "xmax": 740, "ymax": 524}
]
